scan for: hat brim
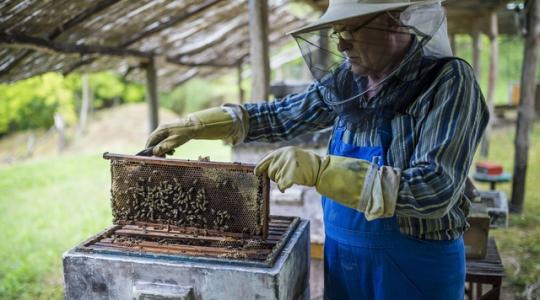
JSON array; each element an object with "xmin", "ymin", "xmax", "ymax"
[{"xmin": 290, "ymin": 0, "xmax": 443, "ymax": 35}]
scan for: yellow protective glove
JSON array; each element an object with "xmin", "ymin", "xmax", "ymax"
[
  {"xmin": 145, "ymin": 105, "xmax": 249, "ymax": 156},
  {"xmin": 254, "ymin": 146, "xmax": 401, "ymax": 220}
]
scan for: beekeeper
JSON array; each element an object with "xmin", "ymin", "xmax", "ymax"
[{"xmin": 146, "ymin": 0, "xmax": 489, "ymax": 298}]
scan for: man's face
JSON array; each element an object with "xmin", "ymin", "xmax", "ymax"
[{"xmin": 332, "ymin": 12, "xmax": 411, "ymax": 77}]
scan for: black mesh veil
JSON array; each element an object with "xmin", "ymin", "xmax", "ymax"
[{"xmin": 291, "ymin": 2, "xmax": 451, "ymax": 113}]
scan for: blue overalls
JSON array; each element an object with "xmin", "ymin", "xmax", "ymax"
[{"xmin": 322, "ymin": 115, "xmax": 466, "ymax": 299}]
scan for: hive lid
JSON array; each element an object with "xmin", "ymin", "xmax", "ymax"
[{"xmin": 103, "ymin": 152, "xmax": 270, "ymax": 239}]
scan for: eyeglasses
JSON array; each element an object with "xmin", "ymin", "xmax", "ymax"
[
  {"xmin": 329, "ymin": 13, "xmax": 384, "ymax": 41},
  {"xmin": 329, "ymin": 11, "xmax": 407, "ymax": 41}
]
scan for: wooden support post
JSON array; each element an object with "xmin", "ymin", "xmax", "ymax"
[
  {"xmin": 480, "ymin": 11, "xmax": 498, "ymax": 158},
  {"xmin": 450, "ymin": 32, "xmax": 457, "ymax": 55},
  {"xmin": 511, "ymin": 0, "xmax": 540, "ymax": 213},
  {"xmin": 237, "ymin": 64, "xmax": 245, "ymax": 104},
  {"xmin": 78, "ymin": 73, "xmax": 91, "ymax": 136},
  {"xmin": 145, "ymin": 57, "xmax": 159, "ymax": 133},
  {"xmin": 316, "ymin": 31, "xmax": 329, "ymax": 70},
  {"xmin": 248, "ymin": 0, "xmax": 270, "ymax": 102},
  {"xmin": 472, "ymin": 27, "xmax": 482, "ymax": 80},
  {"xmin": 54, "ymin": 113, "xmax": 66, "ymax": 152},
  {"xmin": 536, "ymin": 83, "xmax": 540, "ymax": 117}
]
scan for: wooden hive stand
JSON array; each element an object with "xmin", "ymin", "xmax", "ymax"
[{"xmin": 466, "ymin": 237, "xmax": 505, "ymax": 299}]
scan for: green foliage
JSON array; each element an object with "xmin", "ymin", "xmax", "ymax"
[
  {"xmin": 123, "ymin": 83, "xmax": 146, "ymax": 103},
  {"xmin": 0, "ymin": 73, "xmax": 77, "ymax": 136},
  {"xmin": 0, "ymin": 72, "xmax": 145, "ymax": 136},
  {"xmin": 88, "ymin": 72, "xmax": 145, "ymax": 108},
  {"xmin": 455, "ymin": 34, "xmax": 540, "ymax": 105},
  {"xmin": 159, "ymin": 78, "xmax": 236, "ymax": 115},
  {"xmin": 0, "ymin": 154, "xmax": 110, "ymax": 300}
]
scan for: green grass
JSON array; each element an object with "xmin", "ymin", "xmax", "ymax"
[{"xmin": 0, "ymin": 140, "xmax": 231, "ymax": 300}]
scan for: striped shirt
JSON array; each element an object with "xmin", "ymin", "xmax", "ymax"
[{"xmin": 242, "ymin": 49, "xmax": 489, "ymax": 241}]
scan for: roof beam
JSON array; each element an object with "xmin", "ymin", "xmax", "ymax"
[
  {"xmin": 62, "ymin": 57, "xmax": 97, "ymax": 76},
  {"xmin": 170, "ymin": 16, "xmax": 248, "ymax": 59},
  {"xmin": 171, "ymin": 4, "xmax": 287, "ymax": 60},
  {"xmin": 49, "ymin": 0, "xmax": 122, "ymax": 40},
  {"xmin": 64, "ymin": 0, "xmax": 223, "ymax": 76},
  {"xmin": 0, "ymin": 0, "xmax": 121, "ymax": 76},
  {"xmin": 160, "ymin": 1, "xmax": 246, "ymax": 49},
  {"xmin": 0, "ymin": 33, "xmax": 153, "ymax": 60},
  {"xmin": 120, "ymin": 0, "xmax": 223, "ymax": 47},
  {"xmin": 171, "ymin": 5, "xmax": 285, "ymax": 62},
  {"xmin": 176, "ymin": 16, "xmax": 300, "ymax": 66}
]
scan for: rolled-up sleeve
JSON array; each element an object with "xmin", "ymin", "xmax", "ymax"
[
  {"xmin": 396, "ymin": 60, "xmax": 489, "ymax": 219},
  {"xmin": 243, "ymin": 82, "xmax": 337, "ymax": 143}
]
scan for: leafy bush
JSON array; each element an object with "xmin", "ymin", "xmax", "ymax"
[
  {"xmin": 159, "ymin": 78, "xmax": 232, "ymax": 115},
  {"xmin": 455, "ymin": 34, "xmax": 540, "ymax": 105},
  {"xmin": 88, "ymin": 72, "xmax": 145, "ymax": 109},
  {"xmin": 0, "ymin": 73, "xmax": 76, "ymax": 136},
  {"xmin": 0, "ymin": 72, "xmax": 145, "ymax": 137}
]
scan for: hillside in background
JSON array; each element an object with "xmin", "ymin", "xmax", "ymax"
[{"xmin": 0, "ymin": 103, "xmax": 180, "ymax": 165}]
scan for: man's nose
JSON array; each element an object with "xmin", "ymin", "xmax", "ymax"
[{"xmin": 337, "ymin": 38, "xmax": 352, "ymax": 52}]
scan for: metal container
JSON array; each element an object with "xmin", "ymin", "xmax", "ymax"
[{"xmin": 63, "ymin": 216, "xmax": 310, "ymax": 299}]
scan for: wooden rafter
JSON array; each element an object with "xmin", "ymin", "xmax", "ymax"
[
  {"xmin": 62, "ymin": 0, "xmax": 224, "ymax": 77},
  {"xmin": 177, "ymin": 16, "xmax": 300, "ymax": 66},
  {"xmin": 157, "ymin": 1, "xmax": 246, "ymax": 50},
  {"xmin": 0, "ymin": 50, "xmax": 28, "ymax": 74},
  {"xmin": 48, "ymin": 0, "xmax": 122, "ymax": 40},
  {"xmin": 62, "ymin": 57, "xmax": 99, "ymax": 76},
  {"xmin": 0, "ymin": 33, "xmax": 153, "ymax": 60},
  {"xmin": 170, "ymin": 4, "xmax": 283, "ymax": 60},
  {"xmin": 170, "ymin": 15, "xmax": 248, "ymax": 59},
  {"xmin": 0, "ymin": 0, "xmax": 121, "ymax": 76},
  {"xmin": 172, "ymin": 8, "xmax": 295, "ymax": 64},
  {"xmin": 119, "ymin": 0, "xmax": 223, "ymax": 47}
]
